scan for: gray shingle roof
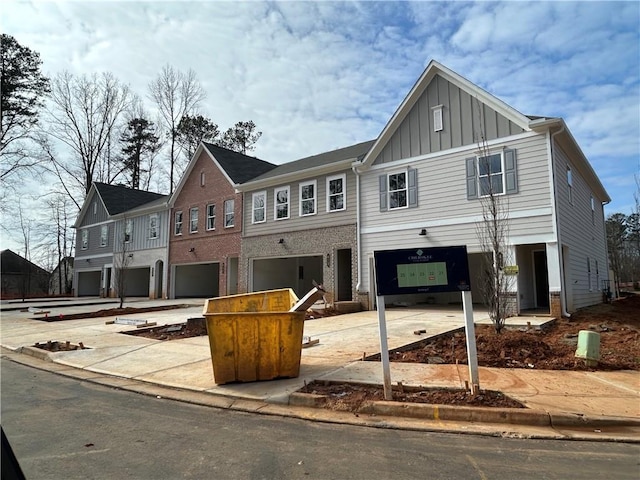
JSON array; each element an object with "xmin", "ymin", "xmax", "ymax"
[
  {"xmin": 249, "ymin": 139, "xmax": 375, "ymax": 182},
  {"xmin": 202, "ymin": 142, "xmax": 277, "ymax": 184},
  {"xmin": 93, "ymin": 182, "xmax": 167, "ymax": 216}
]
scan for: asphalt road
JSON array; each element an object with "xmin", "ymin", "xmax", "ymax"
[{"xmin": 1, "ymin": 359, "xmax": 638, "ymax": 480}]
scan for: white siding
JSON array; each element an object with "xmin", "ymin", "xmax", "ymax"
[
  {"xmin": 243, "ymin": 168, "xmax": 357, "ymax": 236},
  {"xmin": 359, "ymin": 133, "xmax": 556, "ymax": 294},
  {"xmin": 554, "ymin": 143, "xmax": 608, "ymax": 310}
]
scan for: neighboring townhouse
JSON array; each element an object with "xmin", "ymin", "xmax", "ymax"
[
  {"xmin": 1, "ymin": 249, "xmax": 50, "ymax": 298},
  {"xmin": 168, "ymin": 142, "xmax": 276, "ymax": 298},
  {"xmin": 73, "ymin": 182, "xmax": 166, "ymax": 297},
  {"xmin": 236, "ymin": 140, "xmax": 374, "ymax": 301},
  {"xmin": 49, "ymin": 256, "xmax": 74, "ymax": 295},
  {"xmin": 353, "ymin": 60, "xmax": 610, "ymax": 316},
  {"xmin": 111, "ymin": 195, "xmax": 170, "ymax": 299}
]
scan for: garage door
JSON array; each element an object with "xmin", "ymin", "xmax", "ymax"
[
  {"xmin": 174, "ymin": 263, "xmax": 219, "ymax": 298},
  {"xmin": 77, "ymin": 270, "xmax": 101, "ymax": 296},
  {"xmin": 123, "ymin": 267, "xmax": 150, "ymax": 297},
  {"xmin": 252, "ymin": 256, "xmax": 322, "ymax": 298}
]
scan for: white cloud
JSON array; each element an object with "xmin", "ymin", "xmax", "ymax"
[{"xmin": 1, "ymin": 0, "xmax": 638, "ymax": 252}]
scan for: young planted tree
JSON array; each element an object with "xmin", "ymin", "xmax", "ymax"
[
  {"xmin": 113, "ymin": 216, "xmax": 133, "ymax": 308},
  {"xmin": 473, "ymin": 113, "xmax": 516, "ymax": 333},
  {"xmin": 148, "ymin": 65, "xmax": 205, "ymax": 194},
  {"xmin": 176, "ymin": 114, "xmax": 220, "ymax": 161},
  {"xmin": 220, "ymin": 120, "xmax": 262, "ymax": 154},
  {"xmin": 0, "ymin": 34, "xmax": 50, "ymax": 206}
]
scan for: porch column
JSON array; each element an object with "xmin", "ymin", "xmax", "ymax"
[{"xmin": 546, "ymin": 242, "xmax": 563, "ymax": 317}]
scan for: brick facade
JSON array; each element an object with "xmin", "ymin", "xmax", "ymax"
[
  {"xmin": 169, "ymin": 150, "xmax": 243, "ymax": 297},
  {"xmin": 239, "ymin": 224, "xmax": 357, "ymax": 301}
]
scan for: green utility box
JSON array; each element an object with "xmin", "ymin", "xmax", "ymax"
[{"xmin": 575, "ymin": 330, "xmax": 600, "ymax": 367}]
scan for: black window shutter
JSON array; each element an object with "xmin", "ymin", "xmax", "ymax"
[
  {"xmin": 408, "ymin": 168, "xmax": 418, "ymax": 208},
  {"xmin": 504, "ymin": 149, "xmax": 518, "ymax": 194},
  {"xmin": 379, "ymin": 175, "xmax": 387, "ymax": 211},
  {"xmin": 466, "ymin": 157, "xmax": 477, "ymax": 199}
]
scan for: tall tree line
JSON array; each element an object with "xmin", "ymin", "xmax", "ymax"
[{"xmin": 1, "ymin": 34, "xmax": 263, "ymax": 270}]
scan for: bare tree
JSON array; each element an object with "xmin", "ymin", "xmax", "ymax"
[
  {"xmin": 46, "ymin": 71, "xmax": 132, "ymax": 202},
  {"xmin": 37, "ymin": 193, "xmax": 75, "ymax": 295},
  {"xmin": 473, "ymin": 106, "xmax": 516, "ymax": 333},
  {"xmin": 113, "ymin": 216, "xmax": 133, "ymax": 308},
  {"xmin": 148, "ymin": 65, "xmax": 205, "ymax": 194}
]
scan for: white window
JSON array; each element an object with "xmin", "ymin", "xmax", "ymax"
[
  {"xmin": 100, "ymin": 225, "xmax": 108, "ymax": 247},
  {"xmin": 591, "ymin": 195, "xmax": 595, "ymax": 224},
  {"xmin": 174, "ymin": 211, "xmax": 183, "ymax": 235},
  {"xmin": 200, "ymin": 171, "xmax": 205, "ymax": 186},
  {"xmin": 274, "ymin": 186, "xmax": 290, "ymax": 220},
  {"xmin": 206, "ymin": 204, "xmax": 216, "ymax": 230},
  {"xmin": 124, "ymin": 219, "xmax": 133, "ymax": 243},
  {"xmin": 224, "ymin": 199, "xmax": 234, "ymax": 227},
  {"xmin": 299, "ymin": 180, "xmax": 316, "ymax": 216},
  {"xmin": 190, "ymin": 208, "xmax": 198, "ymax": 233},
  {"xmin": 388, "ymin": 171, "xmax": 408, "ymax": 209},
  {"xmin": 252, "ymin": 191, "xmax": 266, "ymax": 224},
  {"xmin": 327, "ymin": 174, "xmax": 346, "ymax": 212},
  {"xmin": 478, "ymin": 153, "xmax": 504, "ymax": 196},
  {"xmin": 149, "ymin": 214, "xmax": 159, "ymax": 239},
  {"xmin": 81, "ymin": 229, "xmax": 88, "ymax": 250},
  {"xmin": 567, "ymin": 166, "xmax": 573, "ymax": 204},
  {"xmin": 432, "ymin": 105, "xmax": 443, "ymax": 132}
]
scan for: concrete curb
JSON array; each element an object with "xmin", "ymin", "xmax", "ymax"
[
  {"xmin": 289, "ymin": 392, "xmax": 640, "ymax": 428},
  {"xmin": 3, "ymin": 347, "xmax": 639, "ymax": 442}
]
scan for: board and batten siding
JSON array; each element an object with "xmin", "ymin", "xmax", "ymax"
[
  {"xmin": 374, "ymin": 74, "xmax": 525, "ymax": 164},
  {"xmin": 113, "ymin": 210, "xmax": 169, "ymax": 253},
  {"xmin": 359, "ymin": 133, "xmax": 556, "ymax": 294},
  {"xmin": 78, "ymin": 190, "xmax": 109, "ymax": 227},
  {"xmin": 553, "ymin": 143, "xmax": 608, "ymax": 310},
  {"xmin": 75, "ymin": 222, "xmax": 114, "ymax": 258},
  {"xmin": 242, "ymin": 169, "xmax": 357, "ymax": 236}
]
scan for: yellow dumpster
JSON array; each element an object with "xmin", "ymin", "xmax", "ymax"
[{"xmin": 203, "ymin": 289, "xmax": 305, "ymax": 384}]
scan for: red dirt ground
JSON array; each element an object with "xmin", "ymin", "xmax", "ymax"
[{"xmin": 302, "ymin": 295, "xmax": 639, "ymax": 410}]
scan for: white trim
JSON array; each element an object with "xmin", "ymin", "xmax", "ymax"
[
  {"xmin": 252, "ymin": 191, "xmax": 267, "ymax": 224},
  {"xmin": 432, "ymin": 104, "xmax": 443, "ymax": 132},
  {"xmin": 387, "ymin": 170, "xmax": 409, "ymax": 210},
  {"xmin": 326, "ymin": 173, "xmax": 347, "ymax": 212},
  {"xmin": 476, "ymin": 150, "xmax": 506, "ymax": 197},
  {"xmin": 361, "ymin": 206, "xmax": 553, "ymax": 234},
  {"xmin": 75, "ymin": 252, "xmax": 114, "ymax": 261},
  {"xmin": 224, "ymin": 199, "xmax": 235, "ymax": 228},
  {"xmin": 174, "ymin": 210, "xmax": 183, "ymax": 236},
  {"xmin": 299, "ymin": 180, "xmax": 317, "ymax": 217},
  {"xmin": 274, "ymin": 185, "xmax": 290, "ymax": 220},
  {"xmin": 362, "ymin": 131, "xmax": 538, "ymax": 172},
  {"xmin": 189, "ymin": 207, "xmax": 198, "ymax": 233},
  {"xmin": 206, "ymin": 203, "xmax": 216, "ymax": 231},
  {"xmin": 148, "ymin": 213, "xmax": 159, "ymax": 239}
]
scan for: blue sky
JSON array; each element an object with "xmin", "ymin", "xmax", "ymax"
[{"xmin": 2, "ymin": 1, "xmax": 639, "ymax": 253}]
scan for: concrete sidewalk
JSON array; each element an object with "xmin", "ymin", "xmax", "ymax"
[{"xmin": 1, "ymin": 297, "xmax": 638, "ymax": 441}]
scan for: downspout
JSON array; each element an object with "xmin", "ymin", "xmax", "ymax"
[
  {"xmin": 549, "ymin": 125, "xmax": 571, "ymax": 317},
  {"xmin": 352, "ymin": 165, "xmax": 362, "ymax": 296}
]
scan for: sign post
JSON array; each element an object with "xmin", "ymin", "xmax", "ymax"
[
  {"xmin": 374, "ymin": 246, "xmax": 479, "ymax": 395},
  {"xmin": 376, "ymin": 296, "xmax": 393, "ymax": 400}
]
